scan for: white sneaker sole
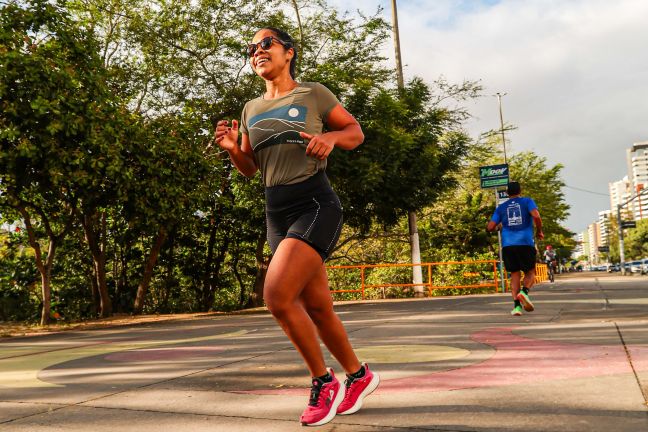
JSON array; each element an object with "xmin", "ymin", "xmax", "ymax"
[
  {"xmin": 302, "ymin": 383, "xmax": 345, "ymax": 427},
  {"xmin": 337, "ymin": 372, "xmax": 380, "ymax": 416}
]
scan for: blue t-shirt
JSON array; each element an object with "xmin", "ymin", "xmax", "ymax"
[{"xmin": 491, "ymin": 197, "xmax": 538, "ymax": 247}]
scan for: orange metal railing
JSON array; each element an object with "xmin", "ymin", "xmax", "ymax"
[
  {"xmin": 326, "ymin": 260, "xmax": 500, "ymax": 299},
  {"xmin": 535, "ymin": 263, "xmax": 549, "ymax": 283},
  {"xmin": 327, "ymin": 261, "xmax": 551, "ymax": 298}
]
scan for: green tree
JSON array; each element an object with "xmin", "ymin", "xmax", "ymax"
[
  {"xmin": 624, "ymin": 219, "xmax": 648, "ymax": 260},
  {"xmin": 329, "ymin": 78, "xmax": 475, "ymax": 233},
  {"xmin": 419, "ymin": 136, "xmax": 574, "ymax": 263},
  {"xmin": 508, "ymin": 151, "xmax": 575, "ymax": 255},
  {"xmin": 67, "ymin": 0, "xmax": 399, "ymax": 312},
  {"xmin": 0, "ymin": 0, "xmax": 123, "ymax": 323}
]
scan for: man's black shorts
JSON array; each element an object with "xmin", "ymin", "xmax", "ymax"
[{"xmin": 502, "ymin": 246, "xmax": 537, "ymax": 273}]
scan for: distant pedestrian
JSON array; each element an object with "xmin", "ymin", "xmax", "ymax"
[
  {"xmin": 487, "ymin": 181, "xmax": 544, "ymax": 316},
  {"xmin": 212, "ymin": 27, "xmax": 379, "ymax": 426}
]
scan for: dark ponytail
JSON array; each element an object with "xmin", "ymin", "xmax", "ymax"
[{"xmin": 262, "ymin": 27, "xmax": 298, "ymax": 79}]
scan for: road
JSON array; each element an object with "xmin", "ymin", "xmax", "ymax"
[{"xmin": 1, "ymin": 273, "xmax": 647, "ymax": 431}]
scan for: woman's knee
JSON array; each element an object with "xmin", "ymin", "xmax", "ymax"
[
  {"xmin": 305, "ymin": 303, "xmax": 335, "ymax": 326},
  {"xmin": 265, "ymin": 295, "xmax": 289, "ymax": 318}
]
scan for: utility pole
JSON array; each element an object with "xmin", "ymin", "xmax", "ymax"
[
  {"xmin": 391, "ymin": 0, "xmax": 405, "ymax": 90},
  {"xmin": 390, "ymin": 0, "xmax": 424, "ymax": 296},
  {"xmin": 496, "ymin": 92, "xmax": 508, "ymax": 164},
  {"xmin": 617, "ymin": 204, "xmax": 626, "ymax": 275},
  {"xmin": 495, "ymin": 93, "xmax": 507, "ymax": 292}
]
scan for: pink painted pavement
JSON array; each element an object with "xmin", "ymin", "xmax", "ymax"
[{"xmin": 235, "ymin": 326, "xmax": 648, "ymax": 396}]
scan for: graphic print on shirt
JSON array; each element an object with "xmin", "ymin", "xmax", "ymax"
[
  {"xmin": 506, "ymin": 202, "xmax": 523, "ymax": 226},
  {"xmin": 248, "ymin": 104, "xmax": 307, "ymax": 152}
]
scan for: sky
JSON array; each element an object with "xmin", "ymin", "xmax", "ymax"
[{"xmin": 324, "ymin": 0, "xmax": 648, "ymax": 234}]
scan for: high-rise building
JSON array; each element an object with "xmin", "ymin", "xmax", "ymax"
[
  {"xmin": 587, "ymin": 222, "xmax": 601, "ymax": 265},
  {"xmin": 626, "ymin": 141, "xmax": 648, "ymax": 220},
  {"xmin": 572, "ymin": 232, "xmax": 585, "ymax": 258},
  {"xmin": 598, "ymin": 210, "xmax": 611, "ymax": 246},
  {"xmin": 609, "ymin": 176, "xmax": 633, "ymax": 215},
  {"xmin": 581, "ymin": 229, "xmax": 591, "ymax": 264}
]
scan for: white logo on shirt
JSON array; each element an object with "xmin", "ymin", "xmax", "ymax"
[{"xmin": 507, "ymin": 203, "xmax": 523, "ymax": 226}]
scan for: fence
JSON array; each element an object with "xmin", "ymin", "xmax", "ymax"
[{"xmin": 327, "ymin": 261, "xmax": 550, "ymax": 300}]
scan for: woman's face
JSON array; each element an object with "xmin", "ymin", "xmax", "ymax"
[{"xmin": 249, "ymin": 29, "xmax": 293, "ymax": 80}]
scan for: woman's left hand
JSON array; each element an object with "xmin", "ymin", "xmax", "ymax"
[{"xmin": 300, "ymin": 132, "xmax": 335, "ymax": 160}]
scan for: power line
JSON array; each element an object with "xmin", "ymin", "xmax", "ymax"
[{"xmin": 564, "ymin": 185, "xmax": 610, "ymax": 197}]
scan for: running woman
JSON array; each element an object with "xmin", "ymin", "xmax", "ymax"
[
  {"xmin": 213, "ymin": 27, "xmax": 379, "ymax": 426},
  {"xmin": 487, "ymin": 181, "xmax": 544, "ymax": 316}
]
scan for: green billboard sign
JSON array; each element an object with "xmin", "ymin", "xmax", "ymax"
[{"xmin": 479, "ymin": 163, "xmax": 509, "ymax": 189}]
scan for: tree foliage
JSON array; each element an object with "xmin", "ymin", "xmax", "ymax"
[
  {"xmin": 0, "ymin": 0, "xmax": 574, "ymax": 324},
  {"xmin": 0, "ymin": 0, "xmax": 123, "ymax": 323},
  {"xmin": 624, "ymin": 219, "xmax": 648, "ymax": 260}
]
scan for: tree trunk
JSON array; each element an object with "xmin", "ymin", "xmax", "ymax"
[
  {"xmin": 133, "ymin": 227, "xmax": 167, "ymax": 315},
  {"xmin": 16, "ymin": 206, "xmax": 53, "ymax": 325},
  {"xmin": 12, "ymin": 200, "xmax": 75, "ymax": 324},
  {"xmin": 233, "ymin": 251, "xmax": 246, "ymax": 308},
  {"xmin": 82, "ymin": 212, "xmax": 112, "ymax": 317},
  {"xmin": 95, "ymin": 253, "xmax": 110, "ymax": 317},
  {"xmin": 115, "ymin": 236, "xmax": 132, "ymax": 312},
  {"xmin": 202, "ymin": 216, "xmax": 218, "ymax": 309},
  {"xmin": 160, "ymin": 227, "xmax": 176, "ymax": 313},
  {"xmin": 202, "ymin": 232, "xmax": 230, "ymax": 312},
  {"xmin": 89, "ymin": 264, "xmax": 99, "ymax": 317},
  {"xmin": 250, "ymin": 234, "xmax": 269, "ymax": 308},
  {"xmin": 39, "ymin": 270, "xmax": 52, "ymax": 325}
]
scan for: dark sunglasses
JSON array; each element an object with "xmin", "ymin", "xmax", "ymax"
[{"xmin": 246, "ymin": 36, "xmax": 292, "ymax": 58}]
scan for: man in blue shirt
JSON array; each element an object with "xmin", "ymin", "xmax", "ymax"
[{"xmin": 487, "ymin": 181, "xmax": 544, "ymax": 316}]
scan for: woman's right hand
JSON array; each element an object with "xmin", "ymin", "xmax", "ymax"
[{"xmin": 213, "ymin": 119, "xmax": 239, "ymax": 152}]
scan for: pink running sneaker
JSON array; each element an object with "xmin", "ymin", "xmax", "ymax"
[
  {"xmin": 299, "ymin": 368, "xmax": 344, "ymax": 426},
  {"xmin": 337, "ymin": 363, "xmax": 380, "ymax": 415}
]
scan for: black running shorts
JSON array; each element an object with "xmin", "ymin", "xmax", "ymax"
[
  {"xmin": 502, "ymin": 246, "xmax": 537, "ymax": 273},
  {"xmin": 265, "ymin": 171, "xmax": 343, "ymax": 262}
]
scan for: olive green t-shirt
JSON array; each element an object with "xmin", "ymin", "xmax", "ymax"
[{"xmin": 240, "ymin": 82, "xmax": 339, "ymax": 186}]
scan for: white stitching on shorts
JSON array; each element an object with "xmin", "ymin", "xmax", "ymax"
[
  {"xmin": 303, "ymin": 197, "xmax": 320, "ymax": 238},
  {"xmin": 326, "ymin": 213, "xmax": 343, "ymax": 252}
]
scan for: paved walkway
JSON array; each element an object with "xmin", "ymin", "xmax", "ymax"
[{"xmin": 1, "ymin": 273, "xmax": 647, "ymax": 431}]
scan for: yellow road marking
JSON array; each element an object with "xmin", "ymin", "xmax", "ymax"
[
  {"xmin": 0, "ymin": 330, "xmax": 248, "ymax": 389},
  {"xmin": 354, "ymin": 345, "xmax": 470, "ymax": 364}
]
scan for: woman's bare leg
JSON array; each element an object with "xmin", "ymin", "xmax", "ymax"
[
  {"xmin": 263, "ymin": 238, "xmax": 328, "ymax": 377},
  {"xmin": 300, "ymin": 264, "xmax": 361, "ymax": 374}
]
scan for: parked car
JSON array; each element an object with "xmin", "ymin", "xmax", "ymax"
[
  {"xmin": 607, "ymin": 264, "xmax": 620, "ymax": 272},
  {"xmin": 641, "ymin": 259, "xmax": 648, "ymax": 275},
  {"xmin": 630, "ymin": 262, "xmax": 642, "ymax": 273}
]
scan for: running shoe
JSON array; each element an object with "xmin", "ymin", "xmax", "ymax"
[
  {"xmin": 510, "ymin": 305, "xmax": 523, "ymax": 316},
  {"xmin": 517, "ymin": 291, "xmax": 534, "ymax": 312},
  {"xmin": 300, "ymin": 368, "xmax": 344, "ymax": 426},
  {"xmin": 337, "ymin": 363, "xmax": 380, "ymax": 415}
]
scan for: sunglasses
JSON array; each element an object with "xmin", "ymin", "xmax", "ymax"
[{"xmin": 246, "ymin": 36, "xmax": 292, "ymax": 58}]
